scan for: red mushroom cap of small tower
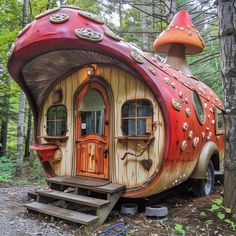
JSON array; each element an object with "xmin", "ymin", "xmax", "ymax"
[{"xmin": 153, "ymin": 10, "xmax": 204, "ymax": 55}]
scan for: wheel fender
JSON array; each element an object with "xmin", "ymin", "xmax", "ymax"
[{"xmin": 191, "ymin": 141, "xmax": 219, "ymax": 179}]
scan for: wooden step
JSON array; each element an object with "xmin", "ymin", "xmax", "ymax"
[
  {"xmin": 47, "ymin": 176, "xmax": 125, "ymax": 194},
  {"xmin": 25, "ymin": 202, "xmax": 98, "ymax": 225},
  {"xmin": 28, "ymin": 191, "xmax": 37, "ymax": 200},
  {"xmin": 36, "ymin": 189, "xmax": 110, "ymax": 207}
]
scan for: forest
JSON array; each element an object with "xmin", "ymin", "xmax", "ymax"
[{"xmin": 1, "ymin": 0, "xmax": 236, "ymax": 235}]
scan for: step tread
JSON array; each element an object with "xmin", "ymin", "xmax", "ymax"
[
  {"xmin": 36, "ymin": 189, "xmax": 110, "ymax": 207},
  {"xmin": 25, "ymin": 202, "xmax": 98, "ymax": 225},
  {"xmin": 47, "ymin": 176, "xmax": 125, "ymax": 193}
]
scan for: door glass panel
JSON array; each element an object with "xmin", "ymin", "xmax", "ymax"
[{"xmin": 80, "ymin": 89, "xmax": 105, "ymax": 136}]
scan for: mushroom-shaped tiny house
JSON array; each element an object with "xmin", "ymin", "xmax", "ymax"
[{"xmin": 8, "ymin": 7, "xmax": 224, "ymax": 201}]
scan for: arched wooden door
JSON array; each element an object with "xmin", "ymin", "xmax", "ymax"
[{"xmin": 76, "ymin": 83, "xmax": 109, "ymax": 179}]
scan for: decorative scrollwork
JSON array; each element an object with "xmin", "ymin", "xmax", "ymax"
[
  {"xmin": 17, "ymin": 24, "xmax": 31, "ymax": 38},
  {"xmin": 78, "ymin": 10, "xmax": 104, "ymax": 24},
  {"xmin": 75, "ymin": 28, "xmax": 103, "ymax": 42},
  {"xmin": 104, "ymin": 29, "xmax": 121, "ymax": 41},
  {"xmin": 50, "ymin": 13, "xmax": 69, "ymax": 24},
  {"xmin": 35, "ymin": 7, "xmax": 60, "ymax": 19},
  {"xmin": 130, "ymin": 49, "xmax": 144, "ymax": 64}
]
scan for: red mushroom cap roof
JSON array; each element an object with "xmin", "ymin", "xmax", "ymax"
[
  {"xmin": 153, "ymin": 10, "xmax": 204, "ymax": 55},
  {"xmin": 7, "ymin": 6, "xmax": 218, "ymax": 115}
]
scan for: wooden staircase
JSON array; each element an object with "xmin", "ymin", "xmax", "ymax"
[{"xmin": 25, "ymin": 176, "xmax": 125, "ymax": 226}]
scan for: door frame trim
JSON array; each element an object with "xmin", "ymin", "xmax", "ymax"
[{"xmin": 73, "ymin": 77, "xmax": 114, "ymax": 179}]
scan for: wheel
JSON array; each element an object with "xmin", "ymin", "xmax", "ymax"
[{"xmin": 193, "ymin": 160, "xmax": 215, "ymax": 196}]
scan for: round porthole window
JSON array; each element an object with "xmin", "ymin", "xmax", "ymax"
[{"xmin": 192, "ymin": 91, "xmax": 205, "ymax": 124}]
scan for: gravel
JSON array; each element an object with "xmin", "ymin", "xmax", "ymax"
[{"xmin": 0, "ymin": 185, "xmax": 77, "ymax": 236}]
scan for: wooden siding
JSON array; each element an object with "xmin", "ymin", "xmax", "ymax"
[{"xmin": 39, "ymin": 65, "xmax": 165, "ymax": 188}]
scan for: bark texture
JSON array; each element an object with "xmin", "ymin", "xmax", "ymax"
[
  {"xmin": 24, "ymin": 109, "xmax": 32, "ymax": 159},
  {"xmin": 16, "ymin": 0, "xmax": 29, "ymax": 176},
  {"xmin": 0, "ymin": 78, "xmax": 10, "ymax": 156},
  {"xmin": 218, "ymin": 0, "xmax": 236, "ymax": 213}
]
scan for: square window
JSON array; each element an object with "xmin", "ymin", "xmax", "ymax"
[
  {"xmin": 47, "ymin": 105, "xmax": 67, "ymax": 136},
  {"xmin": 121, "ymin": 100, "xmax": 153, "ymax": 136}
]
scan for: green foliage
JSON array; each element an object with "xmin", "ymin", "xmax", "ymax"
[
  {"xmin": 0, "ymin": 155, "xmax": 45, "ymax": 185},
  {"xmin": 210, "ymin": 203, "xmax": 221, "ymax": 212},
  {"xmin": 174, "ymin": 223, "xmax": 186, "ymax": 236},
  {"xmin": 0, "ymin": 156, "xmax": 16, "ymax": 183},
  {"xmin": 206, "ymin": 198, "xmax": 236, "ymax": 231},
  {"xmin": 172, "ymin": 223, "xmax": 194, "ymax": 235}
]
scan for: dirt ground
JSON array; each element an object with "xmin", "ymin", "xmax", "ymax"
[{"xmin": 0, "ymin": 182, "xmax": 235, "ymax": 236}]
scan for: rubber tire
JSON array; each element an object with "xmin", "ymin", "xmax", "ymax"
[
  {"xmin": 145, "ymin": 205, "xmax": 168, "ymax": 217},
  {"xmin": 193, "ymin": 160, "xmax": 215, "ymax": 197}
]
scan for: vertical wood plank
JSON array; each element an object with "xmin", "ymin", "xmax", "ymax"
[{"xmin": 39, "ymin": 65, "xmax": 165, "ymax": 189}]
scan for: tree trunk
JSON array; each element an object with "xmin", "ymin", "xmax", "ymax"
[
  {"xmin": 118, "ymin": 1, "xmax": 123, "ymax": 37},
  {"xmin": 16, "ymin": 91, "xmax": 26, "ymax": 176},
  {"xmin": 16, "ymin": 0, "xmax": 29, "ymax": 176},
  {"xmin": 0, "ymin": 78, "xmax": 10, "ymax": 157},
  {"xmin": 24, "ymin": 108, "xmax": 32, "ymax": 159},
  {"xmin": 218, "ymin": 0, "xmax": 236, "ymax": 213}
]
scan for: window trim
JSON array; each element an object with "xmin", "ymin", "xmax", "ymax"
[
  {"xmin": 46, "ymin": 104, "xmax": 67, "ymax": 136},
  {"xmin": 192, "ymin": 91, "xmax": 205, "ymax": 124},
  {"xmin": 121, "ymin": 99, "xmax": 153, "ymax": 137}
]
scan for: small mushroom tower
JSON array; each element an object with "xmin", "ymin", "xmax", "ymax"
[{"xmin": 153, "ymin": 10, "xmax": 204, "ymax": 75}]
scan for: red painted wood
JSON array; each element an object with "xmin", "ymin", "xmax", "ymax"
[{"xmin": 30, "ymin": 144, "xmax": 57, "ymax": 162}]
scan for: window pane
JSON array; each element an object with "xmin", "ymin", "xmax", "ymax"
[
  {"xmin": 80, "ymin": 89, "xmax": 104, "ymax": 111},
  {"xmin": 46, "ymin": 105, "xmax": 67, "ymax": 136},
  {"xmin": 80, "ymin": 89, "xmax": 105, "ymax": 136},
  {"xmin": 47, "ymin": 107, "xmax": 56, "ymax": 120},
  {"xmin": 96, "ymin": 110, "xmax": 104, "ymax": 135},
  {"xmin": 56, "ymin": 121, "xmax": 67, "ymax": 136},
  {"xmin": 137, "ymin": 100, "xmax": 152, "ymax": 116},
  {"xmin": 193, "ymin": 91, "xmax": 204, "ymax": 123},
  {"xmin": 56, "ymin": 106, "xmax": 67, "ymax": 120},
  {"xmin": 47, "ymin": 121, "xmax": 55, "ymax": 136},
  {"xmin": 137, "ymin": 119, "xmax": 147, "ymax": 135},
  {"xmin": 122, "ymin": 102, "xmax": 136, "ymax": 117},
  {"xmin": 121, "ymin": 100, "xmax": 153, "ymax": 136},
  {"xmin": 122, "ymin": 119, "xmax": 136, "ymax": 136},
  {"xmin": 217, "ymin": 109, "xmax": 224, "ymax": 130}
]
